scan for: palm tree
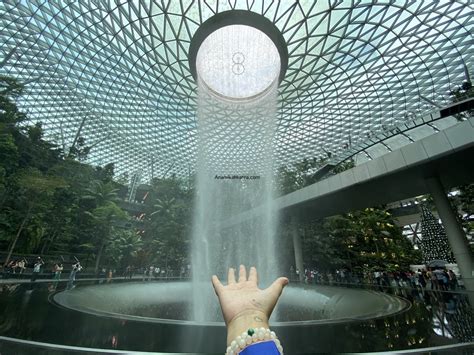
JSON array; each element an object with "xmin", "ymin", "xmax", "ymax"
[
  {"xmin": 107, "ymin": 230, "xmax": 143, "ymax": 268},
  {"xmin": 83, "ymin": 180, "xmax": 119, "ymax": 206},
  {"xmin": 82, "ymin": 180, "xmax": 127, "ymax": 273},
  {"xmin": 150, "ymin": 197, "xmax": 177, "ymax": 219},
  {"xmin": 147, "ymin": 197, "xmax": 189, "ymax": 270},
  {"xmin": 4, "ymin": 170, "xmax": 67, "ymax": 266}
]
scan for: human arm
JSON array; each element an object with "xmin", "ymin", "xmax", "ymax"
[{"xmin": 211, "ymin": 265, "xmax": 288, "ymax": 347}]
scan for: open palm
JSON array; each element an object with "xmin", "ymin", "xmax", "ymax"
[{"xmin": 212, "ymin": 265, "xmax": 288, "ymax": 325}]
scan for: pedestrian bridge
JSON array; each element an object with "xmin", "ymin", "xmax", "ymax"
[{"xmin": 223, "ymin": 115, "xmax": 474, "ymax": 226}]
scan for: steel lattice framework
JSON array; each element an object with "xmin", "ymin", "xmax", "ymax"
[{"xmin": 1, "ymin": 1, "xmax": 472, "ymax": 180}]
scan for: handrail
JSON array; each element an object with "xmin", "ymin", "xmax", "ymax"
[
  {"xmin": 318, "ymin": 97, "xmax": 474, "ymax": 179},
  {"xmin": 0, "ymin": 336, "xmax": 472, "ymax": 354}
]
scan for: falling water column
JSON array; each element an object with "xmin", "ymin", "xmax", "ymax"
[{"xmin": 191, "ymin": 81, "xmax": 280, "ymax": 322}]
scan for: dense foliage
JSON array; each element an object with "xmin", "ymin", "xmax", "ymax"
[
  {"xmin": 275, "ymin": 156, "xmax": 354, "ymax": 195},
  {"xmin": 0, "ymin": 76, "xmax": 135, "ymax": 271},
  {"xmin": 299, "ymin": 208, "xmax": 422, "ymax": 272},
  {"xmin": 452, "ymin": 184, "xmax": 474, "ymax": 248},
  {"xmin": 140, "ymin": 176, "xmax": 193, "ymax": 270},
  {"xmin": 0, "ymin": 75, "xmax": 194, "ymax": 273}
]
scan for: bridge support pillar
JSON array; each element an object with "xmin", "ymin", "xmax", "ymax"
[
  {"xmin": 291, "ymin": 219, "xmax": 304, "ymax": 282},
  {"xmin": 427, "ymin": 176, "xmax": 474, "ymax": 306}
]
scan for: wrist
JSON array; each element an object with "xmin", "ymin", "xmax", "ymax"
[{"xmin": 227, "ymin": 310, "xmax": 269, "ymax": 346}]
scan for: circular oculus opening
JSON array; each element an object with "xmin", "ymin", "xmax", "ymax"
[
  {"xmin": 196, "ymin": 24, "xmax": 280, "ymax": 101},
  {"xmin": 189, "ymin": 10, "xmax": 288, "ymax": 103}
]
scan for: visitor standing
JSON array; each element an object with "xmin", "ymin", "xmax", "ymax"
[
  {"xmin": 433, "ymin": 269, "xmax": 445, "ymax": 290},
  {"xmin": 52, "ymin": 263, "xmax": 58, "ymax": 278},
  {"xmin": 448, "ymin": 270, "xmax": 457, "ymax": 290},
  {"xmin": 374, "ymin": 270, "xmax": 382, "ymax": 289},
  {"xmin": 417, "ymin": 269, "xmax": 427, "ymax": 290},
  {"xmin": 440, "ymin": 270, "xmax": 449, "ymax": 290},
  {"xmin": 54, "ymin": 263, "xmax": 63, "ymax": 280},
  {"xmin": 125, "ymin": 265, "xmax": 131, "ymax": 279},
  {"xmin": 52, "ymin": 263, "xmax": 63, "ymax": 289},
  {"xmin": 99, "ymin": 268, "xmax": 106, "ymax": 283},
  {"xmin": 17, "ymin": 258, "xmax": 26, "ymax": 276},
  {"xmin": 148, "ymin": 265, "xmax": 154, "ymax": 281},
  {"xmin": 5, "ymin": 260, "xmax": 15, "ymax": 277},
  {"xmin": 427, "ymin": 268, "xmax": 438, "ymax": 290},
  {"xmin": 107, "ymin": 269, "xmax": 113, "ymax": 283},
  {"xmin": 11, "ymin": 260, "xmax": 18, "ymax": 275},
  {"xmin": 31, "ymin": 257, "xmax": 44, "ymax": 282},
  {"xmin": 67, "ymin": 261, "xmax": 82, "ymax": 290}
]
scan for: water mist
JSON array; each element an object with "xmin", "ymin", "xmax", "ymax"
[{"xmin": 191, "ymin": 79, "xmax": 279, "ymax": 322}]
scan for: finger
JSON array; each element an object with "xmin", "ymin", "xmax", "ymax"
[
  {"xmin": 211, "ymin": 275, "xmax": 223, "ymax": 295},
  {"xmin": 238, "ymin": 264, "xmax": 247, "ymax": 283},
  {"xmin": 227, "ymin": 267, "xmax": 236, "ymax": 285},
  {"xmin": 248, "ymin": 266, "xmax": 258, "ymax": 284},
  {"xmin": 266, "ymin": 277, "xmax": 289, "ymax": 298}
]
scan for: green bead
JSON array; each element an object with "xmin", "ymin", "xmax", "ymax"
[{"xmin": 247, "ymin": 328, "xmax": 255, "ymax": 336}]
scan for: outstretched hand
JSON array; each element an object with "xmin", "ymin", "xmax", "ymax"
[{"xmin": 212, "ymin": 265, "xmax": 288, "ymax": 345}]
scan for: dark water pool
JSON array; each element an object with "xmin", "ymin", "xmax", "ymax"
[{"xmin": 0, "ymin": 280, "xmax": 472, "ymax": 353}]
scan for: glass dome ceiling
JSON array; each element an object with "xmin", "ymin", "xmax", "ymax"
[{"xmin": 0, "ymin": 1, "xmax": 472, "ymax": 180}]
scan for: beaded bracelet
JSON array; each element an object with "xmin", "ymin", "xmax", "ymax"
[{"xmin": 225, "ymin": 327, "xmax": 283, "ymax": 355}]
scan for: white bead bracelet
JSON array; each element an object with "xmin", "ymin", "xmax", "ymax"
[{"xmin": 225, "ymin": 327, "xmax": 283, "ymax": 355}]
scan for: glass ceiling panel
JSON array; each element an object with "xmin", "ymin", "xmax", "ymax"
[{"xmin": 0, "ymin": 0, "xmax": 472, "ymax": 180}]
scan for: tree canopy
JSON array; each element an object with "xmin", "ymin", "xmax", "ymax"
[{"xmin": 0, "ymin": 76, "xmax": 138, "ymax": 270}]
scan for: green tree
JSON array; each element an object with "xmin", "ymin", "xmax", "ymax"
[
  {"xmin": 148, "ymin": 196, "xmax": 189, "ymax": 269},
  {"xmin": 300, "ymin": 217, "xmax": 347, "ymax": 271},
  {"xmin": 141, "ymin": 176, "xmax": 192, "ymax": 269},
  {"xmin": 82, "ymin": 180, "xmax": 127, "ymax": 273},
  {"xmin": 344, "ymin": 208, "xmax": 421, "ymax": 272},
  {"xmin": 276, "ymin": 156, "xmax": 354, "ymax": 195},
  {"xmin": 452, "ymin": 184, "xmax": 474, "ymax": 246},
  {"xmin": 68, "ymin": 136, "xmax": 91, "ymax": 161},
  {"xmin": 0, "ymin": 75, "xmax": 134, "ymax": 271},
  {"xmin": 105, "ymin": 229, "xmax": 143, "ymax": 268},
  {"xmin": 299, "ymin": 207, "xmax": 421, "ymax": 273},
  {"xmin": 3, "ymin": 169, "xmax": 67, "ymax": 265},
  {"xmin": 39, "ymin": 188, "xmax": 76, "ymax": 254}
]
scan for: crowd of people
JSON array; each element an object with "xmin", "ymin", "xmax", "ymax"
[
  {"xmin": 1, "ymin": 256, "xmax": 82, "ymax": 285},
  {"xmin": 2, "ymin": 257, "xmax": 463, "ymax": 297},
  {"xmin": 1, "ymin": 256, "xmax": 192, "ymax": 285},
  {"xmin": 3, "ymin": 258, "xmax": 28, "ymax": 276},
  {"xmin": 291, "ymin": 266, "xmax": 461, "ymax": 291},
  {"xmin": 2, "ymin": 257, "xmax": 47, "ymax": 281},
  {"xmin": 126, "ymin": 264, "xmax": 190, "ymax": 280}
]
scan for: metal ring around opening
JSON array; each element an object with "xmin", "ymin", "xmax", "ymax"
[{"xmin": 188, "ymin": 10, "xmax": 288, "ymax": 87}]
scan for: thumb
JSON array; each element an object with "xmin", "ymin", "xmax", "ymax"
[
  {"xmin": 211, "ymin": 275, "xmax": 223, "ymax": 296},
  {"xmin": 267, "ymin": 277, "xmax": 289, "ymax": 297}
]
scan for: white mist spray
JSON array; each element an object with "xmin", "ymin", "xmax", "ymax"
[{"xmin": 191, "ymin": 79, "xmax": 279, "ymax": 322}]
